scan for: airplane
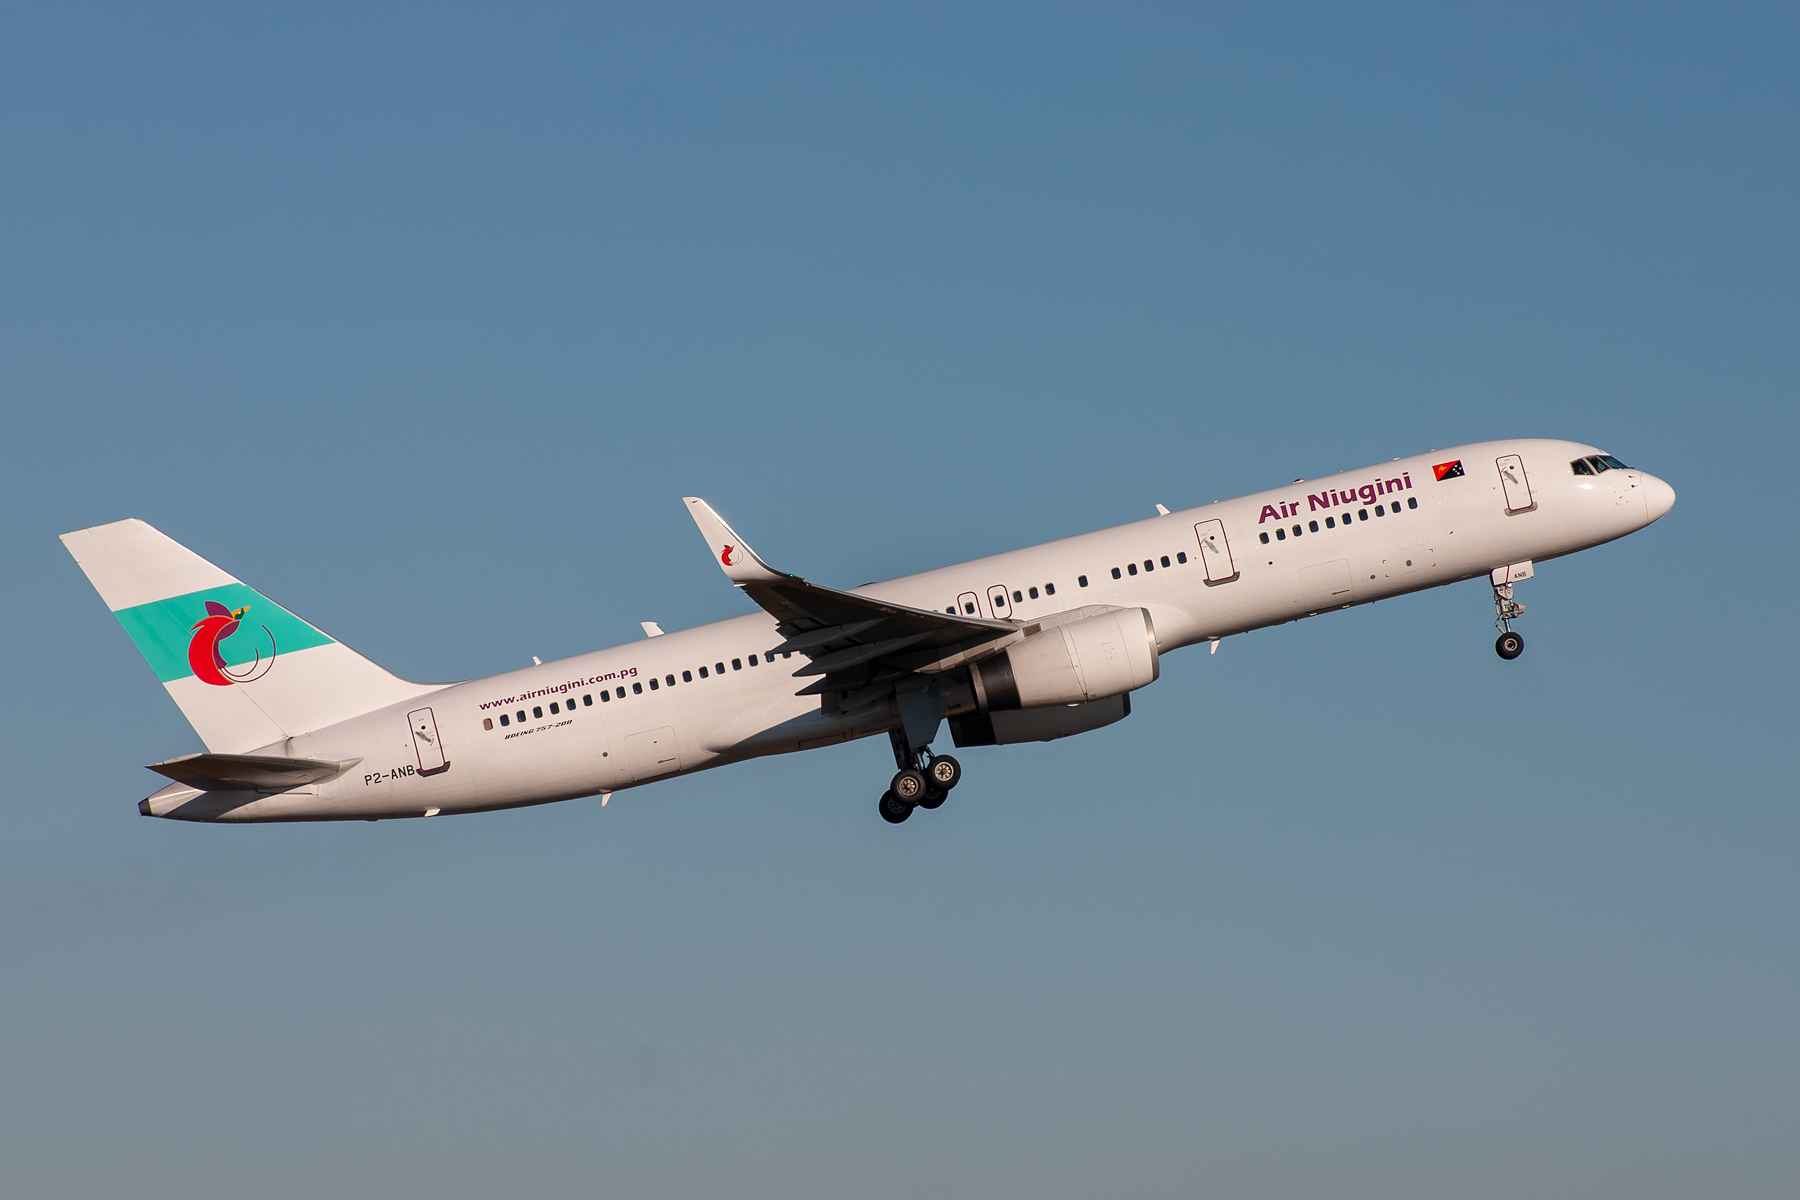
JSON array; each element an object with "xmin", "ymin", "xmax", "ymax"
[{"xmin": 62, "ymin": 438, "xmax": 1674, "ymax": 826}]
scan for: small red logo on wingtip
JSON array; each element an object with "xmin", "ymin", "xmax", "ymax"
[{"xmin": 720, "ymin": 544, "xmax": 736, "ymax": 566}]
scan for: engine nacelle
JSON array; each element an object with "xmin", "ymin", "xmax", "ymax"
[
  {"xmin": 949, "ymin": 693, "xmax": 1130, "ymax": 746},
  {"xmin": 969, "ymin": 608, "xmax": 1159, "ymax": 711}
]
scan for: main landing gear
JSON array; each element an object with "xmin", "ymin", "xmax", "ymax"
[
  {"xmin": 1490, "ymin": 562, "xmax": 1531, "ymax": 660},
  {"xmin": 878, "ymin": 730, "xmax": 962, "ymax": 824}
]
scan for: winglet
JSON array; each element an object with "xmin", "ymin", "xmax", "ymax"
[{"xmin": 683, "ymin": 498, "xmax": 787, "ymax": 585}]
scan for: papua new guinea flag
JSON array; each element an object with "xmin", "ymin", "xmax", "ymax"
[{"xmin": 1432, "ymin": 460, "xmax": 1465, "ymax": 481}]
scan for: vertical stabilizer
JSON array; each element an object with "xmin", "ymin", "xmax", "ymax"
[{"xmin": 61, "ymin": 519, "xmax": 439, "ymax": 752}]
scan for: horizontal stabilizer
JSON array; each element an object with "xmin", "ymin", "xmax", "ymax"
[{"xmin": 147, "ymin": 752, "xmax": 359, "ymax": 792}]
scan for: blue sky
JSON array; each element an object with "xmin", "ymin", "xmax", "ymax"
[{"xmin": 2, "ymin": 4, "xmax": 1796, "ymax": 1197}]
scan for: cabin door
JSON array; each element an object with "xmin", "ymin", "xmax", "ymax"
[
  {"xmin": 1496, "ymin": 454, "xmax": 1535, "ymax": 512},
  {"xmin": 408, "ymin": 708, "xmax": 450, "ymax": 777},
  {"xmin": 956, "ymin": 591, "xmax": 982, "ymax": 618},
  {"xmin": 1193, "ymin": 520, "xmax": 1239, "ymax": 584}
]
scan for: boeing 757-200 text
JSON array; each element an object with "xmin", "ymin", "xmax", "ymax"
[{"xmin": 62, "ymin": 439, "xmax": 1674, "ymax": 825}]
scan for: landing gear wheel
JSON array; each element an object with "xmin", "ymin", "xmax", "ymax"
[
  {"xmin": 926, "ymin": 754, "xmax": 961, "ymax": 790},
  {"xmin": 878, "ymin": 789, "xmax": 913, "ymax": 824},
  {"xmin": 891, "ymin": 768, "xmax": 928, "ymax": 804},
  {"xmin": 1495, "ymin": 631, "xmax": 1525, "ymax": 660},
  {"xmin": 917, "ymin": 786, "xmax": 947, "ymax": 810}
]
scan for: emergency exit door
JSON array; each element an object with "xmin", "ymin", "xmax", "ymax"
[
  {"xmin": 1193, "ymin": 520, "xmax": 1239, "ymax": 584},
  {"xmin": 408, "ymin": 708, "xmax": 450, "ymax": 776},
  {"xmin": 626, "ymin": 727, "xmax": 681, "ymax": 782},
  {"xmin": 1496, "ymin": 454, "xmax": 1535, "ymax": 512}
]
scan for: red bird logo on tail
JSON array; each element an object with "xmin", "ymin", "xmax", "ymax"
[
  {"xmin": 720, "ymin": 544, "xmax": 737, "ymax": 566},
  {"xmin": 186, "ymin": 600, "xmax": 277, "ymax": 687}
]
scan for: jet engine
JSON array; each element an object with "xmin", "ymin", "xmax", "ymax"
[{"xmin": 969, "ymin": 607, "xmax": 1159, "ymax": 711}]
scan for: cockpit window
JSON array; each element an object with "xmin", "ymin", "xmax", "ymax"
[
  {"xmin": 1597, "ymin": 454, "xmax": 1630, "ymax": 470},
  {"xmin": 1571, "ymin": 458, "xmax": 1595, "ymax": 475},
  {"xmin": 1585, "ymin": 456, "xmax": 1611, "ymax": 473}
]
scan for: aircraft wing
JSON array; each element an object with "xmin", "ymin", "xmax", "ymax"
[{"xmin": 683, "ymin": 497, "xmax": 1019, "ymax": 700}]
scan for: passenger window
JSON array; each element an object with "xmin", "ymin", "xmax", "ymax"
[
  {"xmin": 1325, "ymin": 516, "xmax": 1335, "ymax": 528},
  {"xmin": 1028, "ymin": 586, "xmax": 1039, "ymax": 599},
  {"xmin": 1077, "ymin": 576, "xmax": 1087, "ymax": 587},
  {"xmin": 715, "ymin": 662, "xmax": 724, "ymax": 674},
  {"xmin": 964, "ymin": 601, "xmax": 976, "ymax": 613},
  {"xmin": 747, "ymin": 655, "xmax": 757, "ymax": 666},
  {"xmin": 1175, "ymin": 554, "xmax": 1185, "ymax": 564},
  {"xmin": 1407, "ymin": 497, "xmax": 1417, "ymax": 509},
  {"xmin": 1342, "ymin": 511, "xmax": 1352, "ymax": 524},
  {"xmin": 583, "ymin": 694, "xmax": 592, "ymax": 706},
  {"xmin": 698, "ymin": 666, "xmax": 708, "ymax": 678},
  {"xmin": 1111, "ymin": 567, "xmax": 1122, "ymax": 579},
  {"xmin": 733, "ymin": 658, "xmax": 743, "ymax": 670},
  {"xmin": 648, "ymin": 679, "xmax": 658, "ymax": 691},
  {"xmin": 516, "ymin": 711, "xmax": 526, "ymax": 723},
  {"xmin": 1375, "ymin": 505, "xmax": 1384, "ymax": 516},
  {"xmin": 1291, "ymin": 525, "xmax": 1301, "ymax": 537},
  {"xmin": 1160, "ymin": 556, "xmax": 1170, "ymax": 568},
  {"xmin": 1141, "ymin": 560, "xmax": 1151, "ymax": 572},
  {"xmin": 1276, "ymin": 528, "xmax": 1287, "ymax": 541},
  {"xmin": 946, "ymin": 607, "xmax": 954, "ymax": 613},
  {"xmin": 1012, "ymin": 590, "xmax": 1022, "ymax": 603},
  {"xmin": 500, "ymin": 714, "xmax": 509, "ymax": 726},
  {"xmin": 682, "ymin": 670, "xmax": 692, "ymax": 683},
  {"xmin": 601, "ymin": 691, "xmax": 611, "ymax": 702},
  {"xmin": 665, "ymin": 674, "xmax": 676, "ymax": 686},
  {"xmin": 1308, "ymin": 521, "xmax": 1318, "ymax": 533},
  {"xmin": 631, "ymin": 683, "xmax": 642, "ymax": 694},
  {"xmin": 1127, "ymin": 563, "xmax": 1138, "ymax": 575},
  {"xmin": 1358, "ymin": 509, "xmax": 1368, "ymax": 521},
  {"xmin": 1046, "ymin": 582, "xmax": 1056, "ymax": 594},
  {"xmin": 549, "ymin": 702, "xmax": 559, "ymax": 714},
  {"xmin": 484, "ymin": 717, "xmax": 494, "ymax": 730},
  {"xmin": 1572, "ymin": 458, "xmax": 1594, "ymax": 475},
  {"xmin": 618, "ymin": 687, "xmax": 627, "ymax": 698},
  {"xmin": 1260, "ymin": 531, "xmax": 1271, "ymax": 544},
  {"xmin": 533, "ymin": 706, "xmax": 543, "ymax": 718}
]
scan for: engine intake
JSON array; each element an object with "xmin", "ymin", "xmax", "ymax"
[{"xmin": 970, "ymin": 608, "xmax": 1159, "ymax": 711}]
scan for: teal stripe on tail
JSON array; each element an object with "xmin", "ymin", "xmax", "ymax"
[{"xmin": 113, "ymin": 583, "xmax": 336, "ymax": 683}]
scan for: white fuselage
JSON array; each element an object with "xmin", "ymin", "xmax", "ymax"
[{"xmin": 146, "ymin": 439, "xmax": 1673, "ymax": 821}]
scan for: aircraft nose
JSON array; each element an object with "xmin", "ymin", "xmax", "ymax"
[{"xmin": 1641, "ymin": 473, "xmax": 1676, "ymax": 523}]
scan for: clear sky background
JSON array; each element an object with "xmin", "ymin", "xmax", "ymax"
[{"xmin": 2, "ymin": 3, "xmax": 1795, "ymax": 1197}]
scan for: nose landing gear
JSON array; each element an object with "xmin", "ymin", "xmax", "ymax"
[
  {"xmin": 1490, "ymin": 561, "xmax": 1532, "ymax": 660},
  {"xmin": 877, "ymin": 729, "xmax": 961, "ymax": 824}
]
